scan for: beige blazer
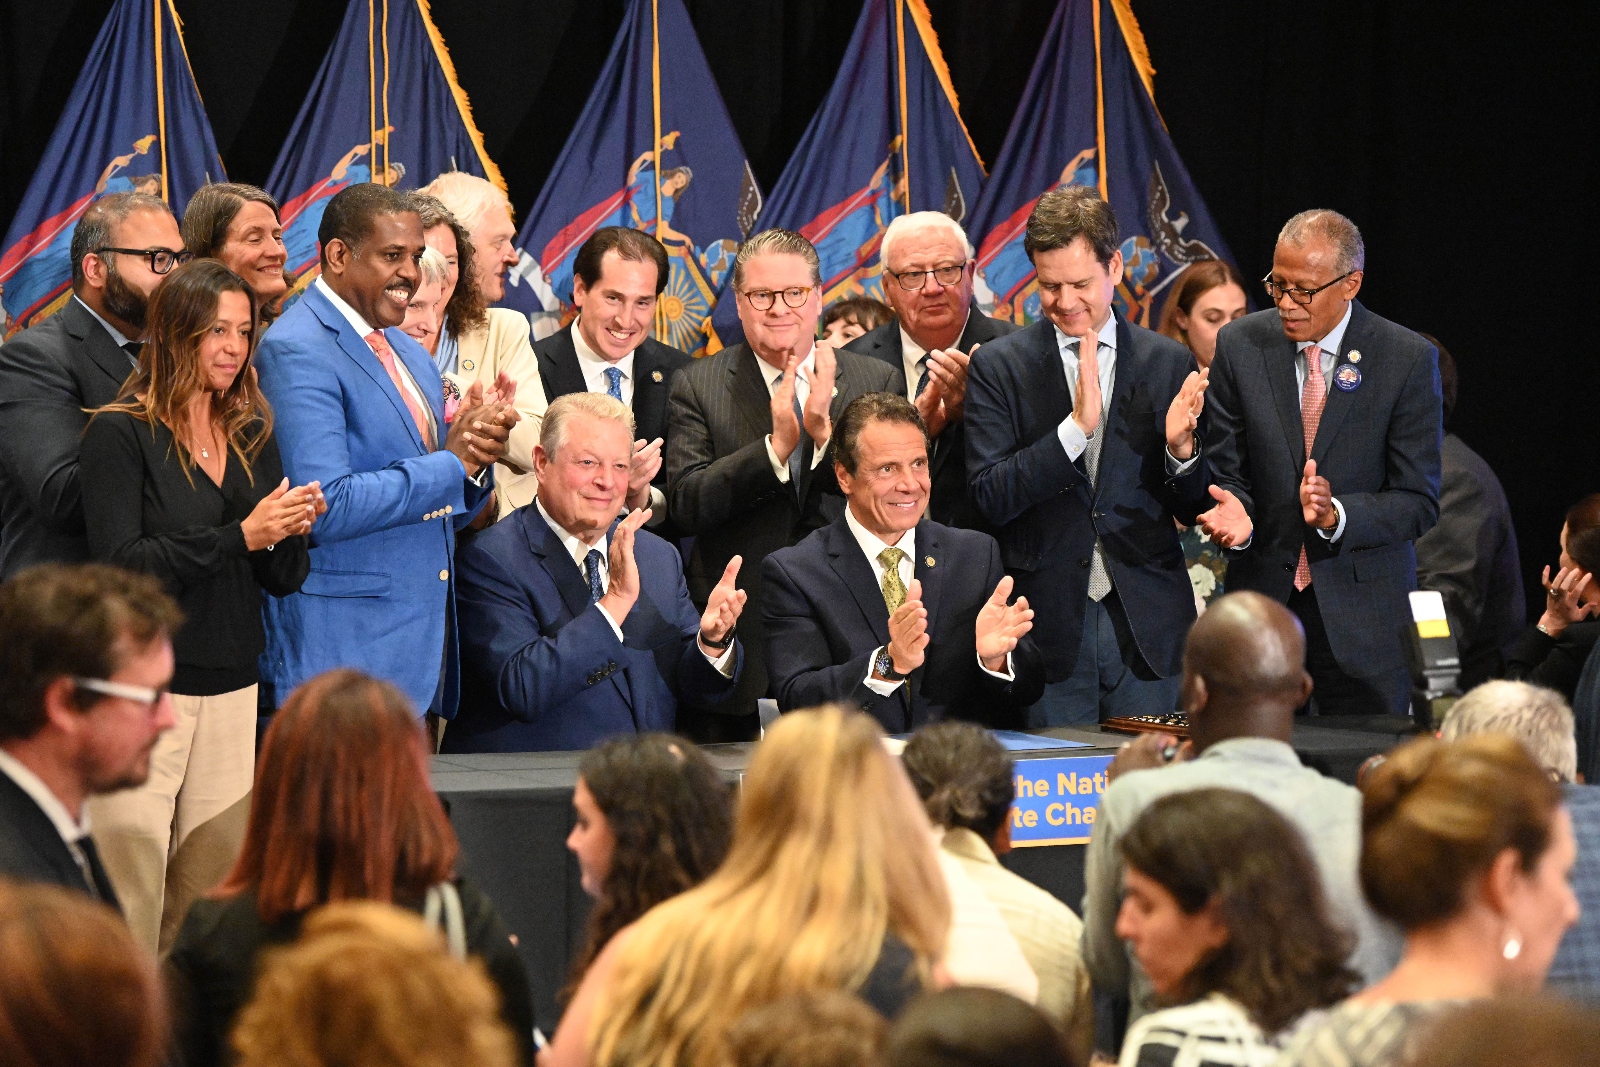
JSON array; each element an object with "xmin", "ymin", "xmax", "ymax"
[{"xmin": 445, "ymin": 308, "xmax": 546, "ymax": 517}]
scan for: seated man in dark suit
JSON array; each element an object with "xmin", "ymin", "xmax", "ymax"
[
  {"xmin": 446, "ymin": 393, "xmax": 745, "ymax": 752},
  {"xmin": 844, "ymin": 211, "xmax": 1016, "ymax": 531},
  {"xmin": 0, "ymin": 563, "xmax": 181, "ymax": 905},
  {"xmin": 764, "ymin": 393, "xmax": 1043, "ymax": 731},
  {"xmin": 535, "ymin": 227, "xmax": 692, "ymax": 535}
]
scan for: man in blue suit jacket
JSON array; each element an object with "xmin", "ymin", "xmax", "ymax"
[
  {"xmin": 445, "ymin": 392, "xmax": 745, "ymax": 752},
  {"xmin": 253, "ymin": 184, "xmax": 516, "ymax": 723},
  {"xmin": 965, "ymin": 187, "xmax": 1212, "ymax": 725}
]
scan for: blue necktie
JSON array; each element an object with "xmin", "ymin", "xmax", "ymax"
[
  {"xmin": 777, "ymin": 371, "xmax": 805, "ymax": 489},
  {"xmin": 585, "ymin": 549, "xmax": 605, "ymax": 603},
  {"xmin": 914, "ymin": 359, "xmax": 930, "ymax": 399},
  {"xmin": 604, "ymin": 366, "xmax": 624, "ymax": 401}
]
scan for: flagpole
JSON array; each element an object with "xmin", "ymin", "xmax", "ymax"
[
  {"xmin": 154, "ymin": 0, "xmax": 170, "ymax": 203},
  {"xmin": 651, "ymin": 0, "xmax": 667, "ymax": 341},
  {"xmin": 1091, "ymin": 0, "xmax": 1108, "ymax": 200},
  {"xmin": 367, "ymin": 0, "xmax": 378, "ymax": 176},
  {"xmin": 381, "ymin": 0, "xmax": 392, "ymax": 184},
  {"xmin": 893, "ymin": 0, "xmax": 912, "ymax": 212}
]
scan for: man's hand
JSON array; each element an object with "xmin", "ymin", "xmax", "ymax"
[
  {"xmin": 1197, "ymin": 485, "xmax": 1253, "ymax": 548},
  {"xmin": 974, "ymin": 575, "xmax": 1033, "ymax": 672},
  {"xmin": 914, "ymin": 373, "xmax": 949, "ymax": 439},
  {"xmin": 483, "ymin": 370, "xmax": 518, "ymax": 409},
  {"xmin": 444, "ymin": 379, "xmax": 520, "ymax": 476},
  {"xmin": 885, "ymin": 578, "xmax": 929, "ymax": 675},
  {"xmin": 769, "ymin": 351, "xmax": 802, "ymax": 465},
  {"xmin": 923, "ymin": 344, "xmax": 976, "ymax": 425},
  {"xmin": 1165, "ymin": 367, "xmax": 1209, "ymax": 461},
  {"xmin": 698, "ymin": 556, "xmax": 747, "ymax": 655},
  {"xmin": 597, "ymin": 508, "xmax": 651, "ymax": 625},
  {"xmin": 801, "ymin": 341, "xmax": 837, "ymax": 446},
  {"xmin": 1071, "ymin": 329, "xmax": 1102, "ymax": 437},
  {"xmin": 626, "ymin": 437, "xmax": 663, "ymax": 511},
  {"xmin": 1300, "ymin": 460, "xmax": 1336, "ymax": 530},
  {"xmin": 1107, "ymin": 733, "xmax": 1193, "ymax": 783}
]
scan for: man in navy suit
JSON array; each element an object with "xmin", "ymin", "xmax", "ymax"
[
  {"xmin": 1199, "ymin": 209, "xmax": 1441, "ymax": 716},
  {"xmin": 965, "ymin": 187, "xmax": 1212, "ymax": 725},
  {"xmin": 445, "ymin": 393, "xmax": 746, "ymax": 752},
  {"xmin": 253, "ymin": 184, "xmax": 516, "ymax": 729},
  {"xmin": 764, "ymin": 393, "xmax": 1042, "ymax": 732}
]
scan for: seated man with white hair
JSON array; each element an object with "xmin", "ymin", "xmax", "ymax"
[
  {"xmin": 843, "ymin": 211, "xmax": 1016, "ymax": 530},
  {"xmin": 1438, "ymin": 679, "xmax": 1599, "ymax": 1001}
]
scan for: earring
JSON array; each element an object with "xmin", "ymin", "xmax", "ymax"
[{"xmin": 1503, "ymin": 932, "xmax": 1523, "ymax": 960}]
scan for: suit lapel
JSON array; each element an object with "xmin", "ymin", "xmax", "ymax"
[
  {"xmin": 1264, "ymin": 335, "xmax": 1307, "ymax": 470},
  {"xmin": 912, "ymin": 521, "xmax": 944, "ymax": 640},
  {"xmin": 827, "ymin": 518, "xmax": 892, "ymax": 647},
  {"xmin": 1309, "ymin": 303, "xmax": 1369, "ymax": 464},
  {"xmin": 522, "ymin": 506, "xmax": 594, "ymax": 621},
  {"xmin": 632, "ymin": 342, "xmax": 671, "ymax": 442},
  {"xmin": 730, "ymin": 346, "xmax": 774, "ymax": 444},
  {"xmin": 390, "ymin": 328, "xmax": 444, "ymax": 441},
  {"xmin": 62, "ymin": 299, "xmax": 138, "ymax": 390},
  {"xmin": 1092, "ymin": 317, "xmax": 1144, "ymax": 501},
  {"xmin": 540, "ymin": 328, "xmax": 588, "ymax": 399},
  {"xmin": 307, "ymin": 288, "xmax": 428, "ymax": 455}
]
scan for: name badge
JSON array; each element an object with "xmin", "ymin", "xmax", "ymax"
[{"xmin": 1334, "ymin": 365, "xmax": 1362, "ymax": 391}]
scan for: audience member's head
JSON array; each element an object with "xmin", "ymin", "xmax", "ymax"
[
  {"xmin": 821, "ymin": 295, "xmax": 894, "ymax": 347},
  {"xmin": 572, "ymin": 227, "xmax": 670, "ymax": 363},
  {"xmin": 230, "ymin": 901, "xmax": 516, "ymax": 1067},
  {"xmin": 70, "ymin": 191, "xmax": 185, "ymax": 339},
  {"xmin": 419, "ymin": 172, "xmax": 518, "ymax": 303},
  {"xmin": 902, "ymin": 720, "xmax": 1014, "ymax": 853},
  {"xmin": 566, "ymin": 734, "xmax": 733, "ymax": 988},
  {"xmin": 1025, "ymin": 186, "xmax": 1123, "ymax": 338},
  {"xmin": 1418, "ymin": 332, "xmax": 1456, "ymax": 426},
  {"xmin": 1180, "ymin": 590, "xmax": 1312, "ymax": 751},
  {"xmin": 316, "ymin": 183, "xmax": 423, "ymax": 329},
  {"xmin": 1362, "ymin": 734, "xmax": 1577, "ymax": 990},
  {"xmin": 215, "ymin": 669, "xmax": 458, "ymax": 922},
  {"xmin": 181, "ymin": 183, "xmax": 289, "ymax": 315},
  {"xmin": 408, "ymin": 191, "xmax": 484, "ymax": 338},
  {"xmin": 534, "ymin": 392, "xmax": 637, "ymax": 543},
  {"xmin": 1556, "ymin": 493, "xmax": 1600, "ymax": 592},
  {"xmin": 591, "ymin": 705, "xmax": 950, "ymax": 1067},
  {"xmin": 1441, "ymin": 681, "xmax": 1576, "ymax": 783},
  {"xmin": 399, "ymin": 244, "xmax": 450, "ymax": 353},
  {"xmin": 0, "ymin": 564, "xmax": 180, "ymax": 813},
  {"xmin": 879, "ymin": 212, "xmax": 975, "ymax": 352},
  {"xmin": 882, "ymin": 988, "xmax": 1077, "ymax": 1067},
  {"xmin": 833, "ymin": 392, "xmax": 930, "ymax": 539},
  {"xmin": 1405, "ymin": 996, "xmax": 1600, "ymax": 1067},
  {"xmin": 733, "ymin": 229, "xmax": 824, "ymax": 367},
  {"xmin": 1156, "ymin": 258, "xmax": 1248, "ymax": 368},
  {"xmin": 726, "ymin": 990, "xmax": 888, "ymax": 1067},
  {"xmin": 1268, "ymin": 209, "xmax": 1364, "ymax": 345},
  {"xmin": 1117, "ymin": 788, "xmax": 1357, "ymax": 1032},
  {"xmin": 0, "ymin": 879, "xmax": 166, "ymax": 1067}
]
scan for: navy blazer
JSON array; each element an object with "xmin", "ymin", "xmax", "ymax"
[
  {"xmin": 762, "ymin": 515, "xmax": 1044, "ymax": 732},
  {"xmin": 0, "ymin": 772, "xmax": 120, "ymax": 907},
  {"xmin": 1206, "ymin": 303, "xmax": 1441, "ymax": 676},
  {"xmin": 965, "ymin": 315, "xmax": 1210, "ymax": 681},
  {"xmin": 444, "ymin": 504, "xmax": 742, "ymax": 752}
]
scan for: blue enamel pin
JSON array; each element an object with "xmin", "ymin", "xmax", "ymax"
[{"xmin": 1334, "ymin": 364, "xmax": 1362, "ymax": 391}]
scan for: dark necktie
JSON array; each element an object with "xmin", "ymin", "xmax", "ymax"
[
  {"xmin": 70, "ymin": 834, "xmax": 104, "ymax": 901},
  {"xmin": 585, "ymin": 549, "xmax": 606, "ymax": 603},
  {"xmin": 121, "ymin": 341, "xmax": 143, "ymax": 368},
  {"xmin": 914, "ymin": 360, "xmax": 931, "ymax": 399}
]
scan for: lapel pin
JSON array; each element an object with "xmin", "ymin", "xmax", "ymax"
[
  {"xmin": 925, "ymin": 556, "xmax": 936, "ymax": 568},
  {"xmin": 1346, "ymin": 350, "xmax": 1361, "ymax": 364},
  {"xmin": 1334, "ymin": 365, "xmax": 1362, "ymax": 392},
  {"xmin": 651, "ymin": 370, "xmax": 663, "ymax": 382},
  {"xmin": 832, "ymin": 386, "xmax": 839, "ymax": 398},
  {"xmin": 461, "ymin": 359, "xmax": 475, "ymax": 372}
]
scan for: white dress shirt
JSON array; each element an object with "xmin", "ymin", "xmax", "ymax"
[
  {"xmin": 1295, "ymin": 302, "xmax": 1354, "ymax": 543},
  {"xmin": 0, "ymin": 748, "xmax": 100, "ymax": 890},
  {"xmin": 315, "ymin": 277, "xmax": 443, "ymax": 454},
  {"xmin": 535, "ymin": 497, "xmax": 734, "ymax": 674},
  {"xmin": 896, "ymin": 311, "xmax": 970, "ymax": 402},
  {"xmin": 571, "ymin": 321, "xmax": 666, "ymax": 522},
  {"xmin": 755, "ymin": 346, "xmax": 832, "ymax": 481}
]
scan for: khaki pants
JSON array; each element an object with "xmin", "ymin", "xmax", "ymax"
[{"xmin": 88, "ymin": 685, "xmax": 256, "ymax": 954}]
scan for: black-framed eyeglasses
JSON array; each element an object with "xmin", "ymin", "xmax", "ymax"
[
  {"xmin": 94, "ymin": 247, "xmax": 194, "ymax": 275},
  {"xmin": 741, "ymin": 286, "xmax": 815, "ymax": 311},
  {"xmin": 72, "ymin": 676, "xmax": 168, "ymax": 712},
  {"xmin": 1261, "ymin": 270, "xmax": 1354, "ymax": 306},
  {"xmin": 890, "ymin": 261, "xmax": 969, "ymax": 291}
]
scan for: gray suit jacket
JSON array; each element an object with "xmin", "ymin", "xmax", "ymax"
[{"xmin": 1206, "ymin": 303, "xmax": 1442, "ymax": 676}]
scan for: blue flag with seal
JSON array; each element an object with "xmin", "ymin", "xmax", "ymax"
[
  {"xmin": 266, "ymin": 0, "xmax": 503, "ymax": 301},
  {"xmin": 0, "ymin": 0, "xmax": 223, "ymax": 338},
  {"xmin": 500, "ymin": 0, "xmax": 759, "ymax": 358},
  {"xmin": 966, "ymin": 0, "xmax": 1233, "ymax": 329},
  {"xmin": 706, "ymin": 0, "xmax": 984, "ymax": 351}
]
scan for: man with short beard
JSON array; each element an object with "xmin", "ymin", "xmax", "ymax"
[{"xmin": 0, "ymin": 193, "xmax": 187, "ymax": 578}]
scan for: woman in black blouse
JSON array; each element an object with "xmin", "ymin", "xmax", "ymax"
[
  {"xmin": 1506, "ymin": 494, "xmax": 1600, "ymax": 703},
  {"xmin": 79, "ymin": 258, "xmax": 325, "ymax": 954}
]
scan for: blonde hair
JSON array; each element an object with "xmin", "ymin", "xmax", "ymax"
[
  {"xmin": 732, "ymin": 229, "xmax": 822, "ymax": 291},
  {"xmin": 417, "ymin": 244, "xmax": 450, "ymax": 288},
  {"xmin": 540, "ymin": 391, "xmax": 637, "ymax": 457},
  {"xmin": 420, "ymin": 172, "xmax": 513, "ymax": 239},
  {"xmin": 590, "ymin": 706, "xmax": 951, "ymax": 1067},
  {"xmin": 1441, "ymin": 681, "xmax": 1577, "ymax": 783},
  {"xmin": 230, "ymin": 902, "xmax": 516, "ymax": 1067}
]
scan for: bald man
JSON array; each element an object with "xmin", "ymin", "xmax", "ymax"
[{"xmin": 1079, "ymin": 592, "xmax": 1399, "ymax": 1030}]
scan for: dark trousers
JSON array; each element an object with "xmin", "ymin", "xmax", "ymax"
[
  {"xmin": 1029, "ymin": 588, "xmax": 1181, "ymax": 726},
  {"xmin": 1287, "ymin": 585, "xmax": 1411, "ymax": 716}
]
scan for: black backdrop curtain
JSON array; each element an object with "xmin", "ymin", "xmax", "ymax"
[{"xmin": 3, "ymin": 0, "xmax": 1596, "ymax": 618}]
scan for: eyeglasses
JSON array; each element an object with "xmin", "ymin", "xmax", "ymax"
[
  {"xmin": 72, "ymin": 677, "xmax": 168, "ymax": 712},
  {"xmin": 94, "ymin": 248, "xmax": 194, "ymax": 275},
  {"xmin": 741, "ymin": 286, "xmax": 815, "ymax": 311},
  {"xmin": 1261, "ymin": 270, "xmax": 1354, "ymax": 306},
  {"xmin": 890, "ymin": 262, "xmax": 969, "ymax": 291}
]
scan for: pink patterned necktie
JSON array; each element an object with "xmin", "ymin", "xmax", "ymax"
[
  {"xmin": 365, "ymin": 330, "xmax": 435, "ymax": 450},
  {"xmin": 1295, "ymin": 344, "xmax": 1325, "ymax": 591}
]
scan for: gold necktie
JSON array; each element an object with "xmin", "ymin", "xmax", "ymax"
[{"xmin": 878, "ymin": 547, "xmax": 908, "ymax": 612}]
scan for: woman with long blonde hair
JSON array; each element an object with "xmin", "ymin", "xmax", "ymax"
[{"xmin": 542, "ymin": 706, "xmax": 951, "ymax": 1067}]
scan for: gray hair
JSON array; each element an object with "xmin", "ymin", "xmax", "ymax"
[
  {"xmin": 539, "ymin": 392, "xmax": 636, "ymax": 458},
  {"xmin": 1278, "ymin": 209, "xmax": 1365, "ymax": 274},
  {"xmin": 880, "ymin": 211, "xmax": 973, "ymax": 270},
  {"xmin": 419, "ymin": 172, "xmax": 511, "ymax": 239},
  {"xmin": 417, "ymin": 245, "xmax": 450, "ymax": 288},
  {"xmin": 1440, "ymin": 680, "xmax": 1577, "ymax": 783},
  {"xmin": 70, "ymin": 192, "xmax": 172, "ymax": 288},
  {"xmin": 732, "ymin": 229, "xmax": 821, "ymax": 292}
]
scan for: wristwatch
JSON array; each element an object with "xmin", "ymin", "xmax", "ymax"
[
  {"xmin": 873, "ymin": 646, "xmax": 908, "ymax": 682},
  {"xmin": 700, "ymin": 624, "xmax": 736, "ymax": 650}
]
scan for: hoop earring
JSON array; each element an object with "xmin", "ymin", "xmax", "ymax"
[{"xmin": 1503, "ymin": 932, "xmax": 1523, "ymax": 960}]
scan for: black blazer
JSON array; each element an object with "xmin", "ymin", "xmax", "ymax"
[
  {"xmin": 965, "ymin": 315, "xmax": 1210, "ymax": 681},
  {"xmin": 1206, "ymin": 303, "xmax": 1442, "ymax": 677},
  {"xmin": 762, "ymin": 515, "xmax": 1044, "ymax": 732},
  {"xmin": 666, "ymin": 343, "xmax": 904, "ymax": 730},
  {"xmin": 844, "ymin": 307, "xmax": 1017, "ymax": 532},
  {"xmin": 0, "ymin": 298, "xmax": 137, "ymax": 579},
  {"xmin": 0, "ymin": 770, "xmax": 120, "ymax": 906}
]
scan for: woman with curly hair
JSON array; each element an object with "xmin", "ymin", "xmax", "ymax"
[{"xmin": 562, "ymin": 733, "xmax": 733, "ymax": 998}]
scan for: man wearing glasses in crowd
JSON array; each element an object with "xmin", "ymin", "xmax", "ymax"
[
  {"xmin": 1200, "ymin": 209, "xmax": 1441, "ymax": 717},
  {"xmin": 666, "ymin": 229, "xmax": 902, "ymax": 740},
  {"xmin": 844, "ymin": 211, "xmax": 1016, "ymax": 531},
  {"xmin": 0, "ymin": 192, "xmax": 190, "ymax": 579}
]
